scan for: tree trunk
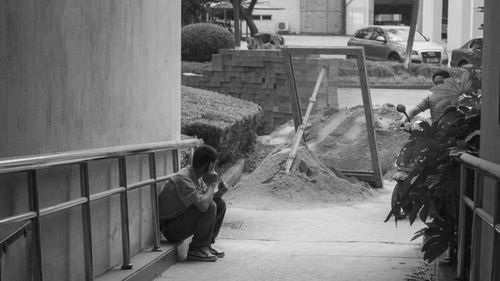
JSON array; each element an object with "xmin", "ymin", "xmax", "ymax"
[
  {"xmin": 405, "ymin": 0, "xmax": 420, "ymax": 68},
  {"xmin": 232, "ymin": 0, "xmax": 259, "ymax": 37},
  {"xmin": 240, "ymin": 6, "xmax": 259, "ymax": 36},
  {"xmin": 233, "ymin": 0, "xmax": 241, "ymax": 47}
]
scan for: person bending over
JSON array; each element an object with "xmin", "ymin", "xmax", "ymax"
[
  {"xmin": 159, "ymin": 144, "xmax": 228, "ymax": 262},
  {"xmin": 398, "ymin": 70, "xmax": 453, "ymax": 125}
]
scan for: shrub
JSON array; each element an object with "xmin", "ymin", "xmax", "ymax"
[
  {"xmin": 181, "ymin": 86, "xmax": 263, "ymax": 164},
  {"xmin": 181, "ymin": 61, "xmax": 212, "ymax": 75},
  {"xmin": 182, "ymin": 23, "xmax": 234, "ymax": 62},
  {"xmin": 338, "ymin": 60, "xmax": 395, "ymax": 78}
]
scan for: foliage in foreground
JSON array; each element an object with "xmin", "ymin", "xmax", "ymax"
[{"xmin": 386, "ymin": 69, "xmax": 482, "ymax": 263}]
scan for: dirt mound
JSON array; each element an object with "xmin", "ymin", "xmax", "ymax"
[
  {"xmin": 304, "ymin": 104, "xmax": 409, "ymax": 178},
  {"xmin": 225, "ymin": 146, "xmax": 373, "ymax": 209},
  {"xmin": 228, "ymin": 103, "xmax": 412, "ymax": 209}
]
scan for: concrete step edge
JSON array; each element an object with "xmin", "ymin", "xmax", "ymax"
[{"xmin": 95, "ymin": 242, "xmax": 179, "ymax": 281}]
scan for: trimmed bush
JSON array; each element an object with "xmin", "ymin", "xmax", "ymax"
[
  {"xmin": 181, "ymin": 86, "xmax": 262, "ymax": 164},
  {"xmin": 182, "ymin": 23, "xmax": 234, "ymax": 62}
]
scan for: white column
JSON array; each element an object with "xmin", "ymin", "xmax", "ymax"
[
  {"xmin": 421, "ymin": 0, "xmax": 443, "ymax": 42},
  {"xmin": 346, "ymin": 0, "xmax": 374, "ymax": 35},
  {"xmin": 470, "ymin": 0, "xmax": 484, "ymax": 38},
  {"xmin": 447, "ymin": 0, "xmax": 472, "ymax": 50}
]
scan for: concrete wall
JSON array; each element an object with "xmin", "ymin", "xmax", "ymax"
[
  {"xmin": 182, "ymin": 49, "xmax": 339, "ymax": 135},
  {"xmin": 0, "ymin": 1, "xmax": 181, "ymax": 280},
  {"xmin": 478, "ymin": 0, "xmax": 500, "ymax": 279},
  {"xmin": 242, "ymin": 0, "xmax": 301, "ymax": 35}
]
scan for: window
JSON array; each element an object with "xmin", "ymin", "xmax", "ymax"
[
  {"xmin": 354, "ymin": 30, "xmax": 366, "ymax": 39},
  {"xmin": 252, "ymin": 15, "xmax": 261, "ymax": 20},
  {"xmin": 355, "ymin": 29, "xmax": 373, "ymax": 40},
  {"xmin": 362, "ymin": 29, "xmax": 374, "ymax": 40},
  {"xmin": 385, "ymin": 28, "xmax": 426, "ymax": 42},
  {"xmin": 262, "ymin": 15, "xmax": 272, "ymax": 20},
  {"xmin": 371, "ymin": 29, "xmax": 386, "ymax": 41}
]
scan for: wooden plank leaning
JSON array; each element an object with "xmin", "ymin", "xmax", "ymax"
[{"xmin": 285, "ymin": 67, "xmax": 326, "ymax": 173}]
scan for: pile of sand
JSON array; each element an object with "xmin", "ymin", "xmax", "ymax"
[
  {"xmin": 304, "ymin": 104, "xmax": 410, "ymax": 178},
  {"xmin": 225, "ymin": 146, "xmax": 373, "ymax": 209},
  {"xmin": 226, "ymin": 103, "xmax": 412, "ymax": 209}
]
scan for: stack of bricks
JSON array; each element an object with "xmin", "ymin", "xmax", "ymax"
[{"xmin": 182, "ymin": 49, "xmax": 339, "ymax": 135}]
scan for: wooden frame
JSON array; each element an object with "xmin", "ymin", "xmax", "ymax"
[{"xmin": 281, "ymin": 46, "xmax": 384, "ymax": 189}]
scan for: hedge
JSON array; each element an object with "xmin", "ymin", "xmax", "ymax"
[
  {"xmin": 181, "ymin": 86, "xmax": 263, "ymax": 164},
  {"xmin": 181, "ymin": 23, "xmax": 234, "ymax": 62}
]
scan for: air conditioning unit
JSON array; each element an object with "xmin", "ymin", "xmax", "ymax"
[{"xmin": 277, "ymin": 21, "xmax": 289, "ymax": 34}]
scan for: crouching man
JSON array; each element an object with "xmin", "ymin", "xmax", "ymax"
[{"xmin": 159, "ymin": 144, "xmax": 228, "ymax": 262}]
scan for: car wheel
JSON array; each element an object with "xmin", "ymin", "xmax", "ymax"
[
  {"xmin": 458, "ymin": 60, "xmax": 469, "ymax": 67},
  {"xmin": 388, "ymin": 53, "xmax": 401, "ymax": 62}
]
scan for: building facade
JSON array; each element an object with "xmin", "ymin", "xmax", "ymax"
[{"xmin": 243, "ymin": 0, "xmax": 483, "ymax": 55}]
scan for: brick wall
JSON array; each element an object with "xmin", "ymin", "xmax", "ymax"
[{"xmin": 182, "ymin": 49, "xmax": 339, "ymax": 135}]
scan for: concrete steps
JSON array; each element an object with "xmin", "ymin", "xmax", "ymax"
[{"xmin": 95, "ymin": 242, "xmax": 179, "ymax": 281}]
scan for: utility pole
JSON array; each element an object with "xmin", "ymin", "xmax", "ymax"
[
  {"xmin": 405, "ymin": 0, "xmax": 420, "ymax": 68},
  {"xmin": 233, "ymin": 0, "xmax": 241, "ymax": 48}
]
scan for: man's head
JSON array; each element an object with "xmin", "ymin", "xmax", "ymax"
[
  {"xmin": 192, "ymin": 144, "xmax": 218, "ymax": 172},
  {"xmin": 432, "ymin": 70, "xmax": 451, "ymax": 85}
]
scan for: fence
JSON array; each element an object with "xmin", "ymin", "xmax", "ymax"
[
  {"xmin": 0, "ymin": 139, "xmax": 202, "ymax": 281},
  {"xmin": 457, "ymin": 153, "xmax": 500, "ymax": 281}
]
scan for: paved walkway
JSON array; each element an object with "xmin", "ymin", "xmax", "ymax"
[
  {"xmin": 338, "ymin": 88, "xmax": 431, "ymax": 119},
  {"xmin": 154, "ymin": 181, "xmax": 425, "ymax": 281}
]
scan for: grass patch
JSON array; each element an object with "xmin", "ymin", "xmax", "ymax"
[
  {"xmin": 182, "ymin": 61, "xmax": 212, "ymax": 75},
  {"xmin": 182, "ymin": 86, "xmax": 263, "ymax": 164}
]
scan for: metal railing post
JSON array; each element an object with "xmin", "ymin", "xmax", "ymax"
[
  {"xmin": 490, "ymin": 182, "xmax": 499, "ymax": 281},
  {"xmin": 27, "ymin": 170, "xmax": 43, "ymax": 281},
  {"xmin": 118, "ymin": 157, "xmax": 132, "ymax": 269},
  {"xmin": 148, "ymin": 153, "xmax": 161, "ymax": 251},
  {"xmin": 456, "ymin": 163, "xmax": 468, "ymax": 279},
  {"xmin": 172, "ymin": 150, "xmax": 180, "ymax": 172},
  {"xmin": 79, "ymin": 162, "xmax": 94, "ymax": 280},
  {"xmin": 469, "ymin": 173, "xmax": 483, "ymax": 281}
]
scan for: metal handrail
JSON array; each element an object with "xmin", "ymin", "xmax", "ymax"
[
  {"xmin": 457, "ymin": 153, "xmax": 500, "ymax": 281},
  {"xmin": 0, "ymin": 139, "xmax": 201, "ymax": 174},
  {"xmin": 460, "ymin": 153, "xmax": 500, "ymax": 181},
  {"xmin": 0, "ymin": 138, "xmax": 202, "ymax": 281}
]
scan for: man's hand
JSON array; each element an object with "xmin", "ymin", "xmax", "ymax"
[
  {"xmin": 396, "ymin": 117, "xmax": 408, "ymax": 129},
  {"xmin": 202, "ymin": 171, "xmax": 219, "ymax": 185},
  {"xmin": 214, "ymin": 181, "xmax": 229, "ymax": 198}
]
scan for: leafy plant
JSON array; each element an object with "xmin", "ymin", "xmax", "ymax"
[{"xmin": 386, "ymin": 70, "xmax": 482, "ymax": 263}]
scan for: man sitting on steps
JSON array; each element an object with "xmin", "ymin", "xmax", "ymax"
[{"xmin": 159, "ymin": 144, "xmax": 228, "ymax": 262}]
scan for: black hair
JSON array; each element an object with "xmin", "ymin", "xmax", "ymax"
[
  {"xmin": 432, "ymin": 70, "xmax": 451, "ymax": 83},
  {"xmin": 192, "ymin": 144, "xmax": 218, "ymax": 169}
]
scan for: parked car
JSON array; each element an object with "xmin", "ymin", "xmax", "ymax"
[
  {"xmin": 347, "ymin": 25, "xmax": 448, "ymax": 64},
  {"xmin": 450, "ymin": 38, "xmax": 482, "ymax": 68}
]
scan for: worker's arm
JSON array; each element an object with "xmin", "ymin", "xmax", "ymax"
[
  {"xmin": 400, "ymin": 107, "xmax": 424, "ymax": 124},
  {"xmin": 398, "ymin": 97, "xmax": 430, "ymax": 126}
]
